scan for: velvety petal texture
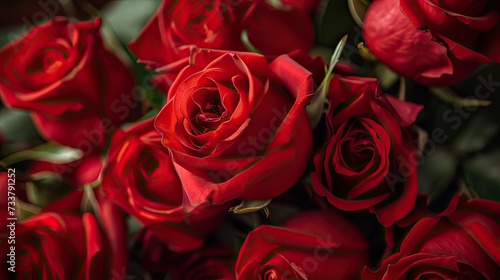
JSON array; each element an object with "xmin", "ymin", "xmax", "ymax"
[
  {"xmin": 138, "ymin": 229, "xmax": 236, "ymax": 278},
  {"xmin": 101, "ymin": 118, "xmax": 228, "ymax": 252},
  {"xmin": 169, "ymin": 246, "xmax": 235, "ymax": 280},
  {"xmin": 0, "ymin": 190, "xmax": 126, "ymax": 279},
  {"xmin": 363, "ymin": 0, "xmax": 500, "ymax": 86},
  {"xmin": 363, "ymin": 196, "xmax": 500, "ymax": 279},
  {"xmin": 311, "ymin": 75, "xmax": 423, "ymax": 227},
  {"xmin": 235, "ymin": 210, "xmax": 370, "ymax": 279},
  {"xmin": 0, "ymin": 17, "xmax": 139, "ymax": 150},
  {"xmin": 154, "ymin": 48, "xmax": 315, "ymax": 211},
  {"xmin": 281, "ymin": 0, "xmax": 320, "ymax": 14},
  {"xmin": 129, "ymin": 0, "xmax": 313, "ymax": 71},
  {"xmin": 241, "ymin": 1, "xmax": 314, "ymax": 55}
]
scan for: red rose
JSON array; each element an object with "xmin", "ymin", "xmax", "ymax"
[
  {"xmin": 311, "ymin": 76, "xmax": 423, "ymax": 227},
  {"xmin": 0, "ymin": 17, "xmax": 139, "ymax": 150},
  {"xmin": 138, "ymin": 228, "xmax": 235, "ymax": 279},
  {"xmin": 170, "ymin": 246, "xmax": 235, "ymax": 280},
  {"xmin": 129, "ymin": 0, "xmax": 313, "ymax": 70},
  {"xmin": 27, "ymin": 154, "xmax": 103, "ymax": 190},
  {"xmin": 281, "ymin": 0, "xmax": 320, "ymax": 14},
  {"xmin": 154, "ymin": 48, "xmax": 315, "ymax": 211},
  {"xmin": 0, "ymin": 156, "xmax": 102, "ymax": 228},
  {"xmin": 363, "ymin": 0, "xmax": 500, "ymax": 86},
  {"xmin": 101, "ymin": 118, "xmax": 228, "ymax": 252},
  {"xmin": 240, "ymin": 1, "xmax": 314, "ymax": 55},
  {"xmin": 364, "ymin": 197, "xmax": 500, "ymax": 279},
  {"xmin": 0, "ymin": 190, "xmax": 127, "ymax": 279},
  {"xmin": 235, "ymin": 210, "xmax": 370, "ymax": 279},
  {"xmin": 129, "ymin": 0, "xmax": 247, "ymax": 70}
]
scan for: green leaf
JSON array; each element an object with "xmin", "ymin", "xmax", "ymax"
[
  {"xmin": 464, "ymin": 150, "xmax": 500, "ymax": 202},
  {"xmin": 317, "ymin": 0, "xmax": 355, "ymax": 46},
  {"xmin": 374, "ymin": 64, "xmax": 399, "ymax": 90},
  {"xmin": 100, "ymin": 0, "xmax": 161, "ymax": 44},
  {"xmin": 452, "ymin": 113, "xmax": 498, "ymax": 154},
  {"xmin": 17, "ymin": 200, "xmax": 41, "ymax": 221},
  {"xmin": 26, "ymin": 172, "xmax": 73, "ymax": 207},
  {"xmin": 0, "ymin": 109, "xmax": 39, "ymax": 141},
  {"xmin": 306, "ymin": 35, "xmax": 348, "ymax": 128},
  {"xmin": 418, "ymin": 147, "xmax": 457, "ymax": 202},
  {"xmin": 1, "ymin": 142, "xmax": 83, "ymax": 166},
  {"xmin": 0, "ymin": 108, "xmax": 43, "ymax": 157}
]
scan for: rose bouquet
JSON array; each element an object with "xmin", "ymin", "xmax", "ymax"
[{"xmin": 0, "ymin": 0, "xmax": 499, "ymax": 279}]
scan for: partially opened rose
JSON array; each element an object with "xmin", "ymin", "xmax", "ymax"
[
  {"xmin": 0, "ymin": 213, "xmax": 107, "ymax": 279},
  {"xmin": 0, "ymin": 17, "xmax": 139, "ymax": 150},
  {"xmin": 154, "ymin": 49, "xmax": 315, "ymax": 211},
  {"xmin": 363, "ymin": 0, "xmax": 500, "ymax": 86},
  {"xmin": 129, "ymin": 0, "xmax": 313, "ymax": 70},
  {"xmin": 363, "ymin": 197, "xmax": 500, "ymax": 279},
  {"xmin": 240, "ymin": 1, "xmax": 314, "ymax": 55},
  {"xmin": 0, "ymin": 190, "xmax": 127, "ymax": 279},
  {"xmin": 101, "ymin": 118, "xmax": 228, "ymax": 252},
  {"xmin": 129, "ymin": 0, "xmax": 247, "ymax": 70},
  {"xmin": 235, "ymin": 210, "xmax": 370, "ymax": 279},
  {"xmin": 311, "ymin": 76, "xmax": 423, "ymax": 227}
]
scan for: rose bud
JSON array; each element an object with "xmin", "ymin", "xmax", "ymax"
[
  {"xmin": 0, "ymin": 190, "xmax": 128, "ymax": 279},
  {"xmin": 235, "ymin": 210, "xmax": 370, "ymax": 279},
  {"xmin": 101, "ymin": 118, "xmax": 229, "ymax": 252},
  {"xmin": 154, "ymin": 48, "xmax": 315, "ymax": 211},
  {"xmin": 311, "ymin": 75, "xmax": 423, "ymax": 227},
  {"xmin": 0, "ymin": 17, "xmax": 140, "ymax": 150},
  {"xmin": 364, "ymin": 196, "xmax": 500, "ymax": 279},
  {"xmin": 363, "ymin": 0, "xmax": 500, "ymax": 86}
]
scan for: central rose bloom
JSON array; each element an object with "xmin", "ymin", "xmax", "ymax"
[{"xmin": 154, "ymin": 49, "xmax": 317, "ymax": 211}]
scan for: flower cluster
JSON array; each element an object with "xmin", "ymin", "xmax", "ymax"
[{"xmin": 0, "ymin": 0, "xmax": 499, "ymax": 279}]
